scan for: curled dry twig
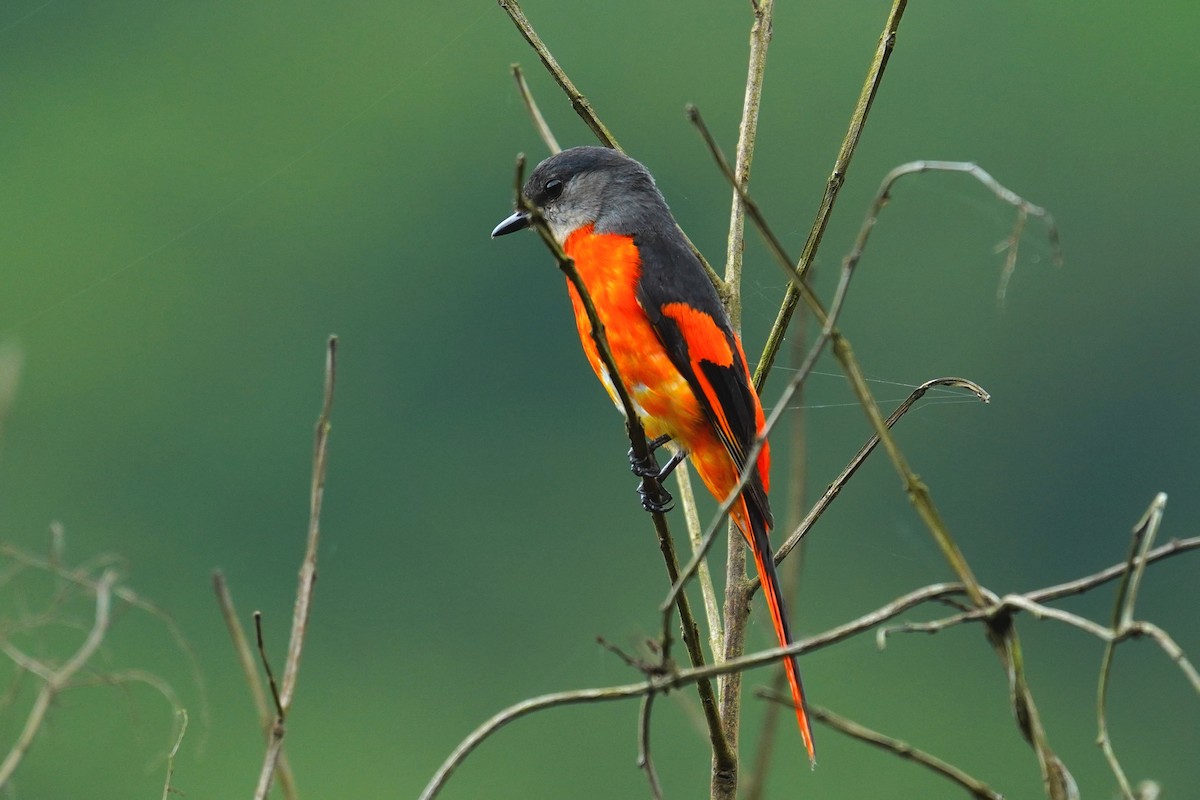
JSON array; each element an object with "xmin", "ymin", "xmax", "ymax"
[{"xmin": 0, "ymin": 570, "xmax": 118, "ymax": 786}]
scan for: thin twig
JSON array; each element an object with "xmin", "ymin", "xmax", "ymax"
[
  {"xmin": 1027, "ymin": 536, "xmax": 1200, "ymax": 604},
  {"xmin": 854, "ymin": 161, "xmax": 1062, "ymax": 281},
  {"xmin": 511, "ymin": 63, "xmax": 560, "ymax": 154},
  {"xmin": 160, "ymin": 709, "xmax": 188, "ymax": 800},
  {"xmin": 676, "ymin": 460, "xmax": 723, "ymax": 661},
  {"xmin": 763, "ymin": 377, "xmax": 990, "ymax": 583},
  {"xmin": 722, "ymin": 0, "xmax": 774, "ymax": 313},
  {"xmin": 252, "ymin": 335, "xmax": 338, "ymax": 800},
  {"xmin": 253, "ymin": 612, "xmax": 284, "ymax": 718},
  {"xmin": 757, "ymin": 692, "xmax": 1003, "ymax": 800},
  {"xmin": 715, "ymin": 7, "xmax": 775, "ymax": 791},
  {"xmin": 637, "ymin": 693, "xmax": 664, "ymax": 800}
]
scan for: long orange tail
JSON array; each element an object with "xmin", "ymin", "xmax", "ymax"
[{"xmin": 735, "ymin": 497, "xmax": 816, "ymax": 764}]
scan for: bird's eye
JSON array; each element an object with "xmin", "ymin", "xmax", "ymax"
[{"xmin": 544, "ymin": 179, "xmax": 563, "ymax": 201}]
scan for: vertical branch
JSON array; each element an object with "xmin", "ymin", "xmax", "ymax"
[
  {"xmin": 714, "ymin": 7, "xmax": 775, "ymax": 796},
  {"xmin": 722, "ymin": 0, "xmax": 774, "ymax": 313},
  {"xmin": 676, "ymin": 460, "xmax": 724, "ymax": 659},
  {"xmin": 252, "ymin": 335, "xmax": 338, "ymax": 800}
]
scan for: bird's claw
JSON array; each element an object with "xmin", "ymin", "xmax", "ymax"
[{"xmin": 637, "ymin": 479, "xmax": 674, "ymax": 514}]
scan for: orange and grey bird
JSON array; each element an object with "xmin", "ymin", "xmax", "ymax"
[{"xmin": 492, "ymin": 146, "xmax": 815, "ymax": 761}]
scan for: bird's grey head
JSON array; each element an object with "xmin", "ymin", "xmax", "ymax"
[{"xmin": 491, "ymin": 146, "xmax": 670, "ymax": 243}]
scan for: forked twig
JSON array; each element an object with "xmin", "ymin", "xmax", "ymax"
[
  {"xmin": 213, "ymin": 572, "xmax": 298, "ymax": 799},
  {"xmin": 251, "ymin": 336, "xmax": 337, "ymax": 800}
]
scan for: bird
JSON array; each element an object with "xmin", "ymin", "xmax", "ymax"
[{"xmin": 492, "ymin": 145, "xmax": 815, "ymax": 761}]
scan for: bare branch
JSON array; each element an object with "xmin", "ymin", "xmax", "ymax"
[
  {"xmin": 852, "ymin": 160, "xmax": 1062, "ymax": 288},
  {"xmin": 722, "ymin": 0, "xmax": 774, "ymax": 310},
  {"xmin": 637, "ymin": 693, "xmax": 664, "ymax": 800},
  {"xmin": 1027, "ymin": 536, "xmax": 1200, "ymax": 604},
  {"xmin": 253, "ymin": 612, "xmax": 284, "ymax": 719},
  {"xmin": 422, "ymin": 519, "xmax": 1197, "ymax": 800}
]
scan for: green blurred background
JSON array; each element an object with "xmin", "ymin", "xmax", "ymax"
[{"xmin": 1, "ymin": 1, "xmax": 1196, "ymax": 797}]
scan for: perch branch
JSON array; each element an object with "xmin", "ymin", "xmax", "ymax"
[{"xmin": 714, "ymin": 6, "xmax": 776, "ymax": 791}]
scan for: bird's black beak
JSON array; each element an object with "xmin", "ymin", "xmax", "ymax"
[{"xmin": 491, "ymin": 210, "xmax": 530, "ymax": 238}]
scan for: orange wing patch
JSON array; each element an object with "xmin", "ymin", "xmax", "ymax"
[{"xmin": 659, "ymin": 303, "xmax": 734, "ymax": 368}]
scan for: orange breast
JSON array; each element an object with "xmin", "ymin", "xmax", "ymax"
[
  {"xmin": 563, "ymin": 226, "xmax": 705, "ymax": 443},
  {"xmin": 561, "ymin": 225, "xmax": 770, "ymax": 527}
]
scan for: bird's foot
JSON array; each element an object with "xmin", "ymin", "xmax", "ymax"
[{"xmin": 637, "ymin": 479, "xmax": 675, "ymax": 514}]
